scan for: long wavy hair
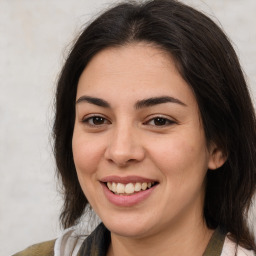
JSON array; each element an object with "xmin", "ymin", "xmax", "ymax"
[{"xmin": 53, "ymin": 0, "xmax": 256, "ymax": 250}]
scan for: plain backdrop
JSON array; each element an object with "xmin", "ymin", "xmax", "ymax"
[{"xmin": 1, "ymin": 0, "xmax": 255, "ymax": 255}]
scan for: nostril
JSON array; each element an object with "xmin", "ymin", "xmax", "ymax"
[
  {"xmin": 107, "ymin": 158, "xmax": 135, "ymax": 167},
  {"xmin": 104, "ymin": 136, "xmax": 146, "ymax": 166}
]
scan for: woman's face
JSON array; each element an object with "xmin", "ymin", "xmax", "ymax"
[{"xmin": 72, "ymin": 43, "xmax": 217, "ymax": 239}]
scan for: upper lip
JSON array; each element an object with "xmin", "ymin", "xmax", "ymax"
[{"xmin": 100, "ymin": 175, "xmax": 157, "ymax": 184}]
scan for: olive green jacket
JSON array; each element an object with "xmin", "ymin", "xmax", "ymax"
[{"xmin": 13, "ymin": 239, "xmax": 55, "ymax": 256}]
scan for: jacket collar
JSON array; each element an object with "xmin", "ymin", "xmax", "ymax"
[{"xmin": 78, "ymin": 223, "xmax": 226, "ymax": 256}]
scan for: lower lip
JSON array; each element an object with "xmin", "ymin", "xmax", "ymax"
[{"xmin": 101, "ymin": 183, "xmax": 157, "ymax": 207}]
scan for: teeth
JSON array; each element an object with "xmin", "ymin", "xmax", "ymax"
[
  {"xmin": 112, "ymin": 182, "xmax": 117, "ymax": 193},
  {"xmin": 107, "ymin": 182, "xmax": 112, "ymax": 190},
  {"xmin": 106, "ymin": 181, "xmax": 155, "ymax": 194},
  {"xmin": 125, "ymin": 183, "xmax": 134, "ymax": 194},
  {"xmin": 116, "ymin": 183, "xmax": 125, "ymax": 193},
  {"xmin": 141, "ymin": 182, "xmax": 147, "ymax": 190},
  {"xmin": 134, "ymin": 182, "xmax": 142, "ymax": 192}
]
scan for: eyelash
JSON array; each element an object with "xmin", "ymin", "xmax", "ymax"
[
  {"xmin": 82, "ymin": 115, "xmax": 111, "ymax": 126},
  {"xmin": 81, "ymin": 115, "xmax": 175, "ymax": 128},
  {"xmin": 144, "ymin": 116, "xmax": 176, "ymax": 127}
]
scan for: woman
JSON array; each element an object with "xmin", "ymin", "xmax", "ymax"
[{"xmin": 14, "ymin": 0, "xmax": 256, "ymax": 255}]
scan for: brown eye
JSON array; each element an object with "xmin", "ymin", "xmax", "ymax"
[
  {"xmin": 82, "ymin": 116, "xmax": 110, "ymax": 126},
  {"xmin": 145, "ymin": 116, "xmax": 175, "ymax": 127},
  {"xmin": 153, "ymin": 117, "xmax": 168, "ymax": 126},
  {"xmin": 91, "ymin": 116, "xmax": 105, "ymax": 125}
]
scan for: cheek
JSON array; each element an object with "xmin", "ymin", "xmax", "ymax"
[
  {"xmin": 148, "ymin": 133, "xmax": 209, "ymax": 183},
  {"xmin": 72, "ymin": 131, "xmax": 105, "ymax": 175},
  {"xmin": 148, "ymin": 135, "xmax": 209, "ymax": 216},
  {"xmin": 72, "ymin": 131, "xmax": 106, "ymax": 204}
]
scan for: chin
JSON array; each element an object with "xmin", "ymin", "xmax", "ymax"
[
  {"xmin": 107, "ymin": 223, "xmax": 151, "ymax": 238},
  {"xmin": 100, "ymin": 213, "xmax": 156, "ymax": 238}
]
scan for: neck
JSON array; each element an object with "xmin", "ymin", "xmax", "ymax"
[{"xmin": 107, "ymin": 219, "xmax": 214, "ymax": 256}]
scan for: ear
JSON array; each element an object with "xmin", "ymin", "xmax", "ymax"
[{"xmin": 208, "ymin": 143, "xmax": 227, "ymax": 170}]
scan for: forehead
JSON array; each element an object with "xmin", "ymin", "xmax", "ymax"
[
  {"xmin": 79, "ymin": 43, "xmax": 175, "ymax": 85},
  {"xmin": 76, "ymin": 43, "xmax": 196, "ymax": 108}
]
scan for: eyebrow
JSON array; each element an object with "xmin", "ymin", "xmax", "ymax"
[
  {"xmin": 76, "ymin": 96, "xmax": 110, "ymax": 108},
  {"xmin": 135, "ymin": 96, "xmax": 187, "ymax": 109},
  {"xmin": 76, "ymin": 95, "xmax": 186, "ymax": 108}
]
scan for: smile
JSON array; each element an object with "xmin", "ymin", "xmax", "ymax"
[
  {"xmin": 100, "ymin": 176, "xmax": 159, "ymax": 206},
  {"xmin": 106, "ymin": 182, "xmax": 156, "ymax": 195}
]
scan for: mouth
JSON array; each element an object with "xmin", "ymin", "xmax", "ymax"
[
  {"xmin": 103, "ymin": 181, "xmax": 158, "ymax": 196},
  {"xmin": 100, "ymin": 176, "xmax": 158, "ymax": 206}
]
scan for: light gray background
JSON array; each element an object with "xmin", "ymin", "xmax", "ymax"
[{"xmin": 1, "ymin": 0, "xmax": 256, "ymax": 255}]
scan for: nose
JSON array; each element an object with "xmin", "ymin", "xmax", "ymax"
[{"xmin": 104, "ymin": 124, "xmax": 145, "ymax": 167}]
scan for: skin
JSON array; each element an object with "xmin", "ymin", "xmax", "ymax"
[{"xmin": 72, "ymin": 43, "xmax": 225, "ymax": 256}]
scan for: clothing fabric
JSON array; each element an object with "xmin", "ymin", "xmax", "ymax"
[
  {"xmin": 13, "ymin": 223, "xmax": 255, "ymax": 256},
  {"xmin": 12, "ymin": 239, "xmax": 55, "ymax": 256}
]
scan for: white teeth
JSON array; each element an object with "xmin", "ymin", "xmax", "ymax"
[
  {"xmin": 106, "ymin": 181, "xmax": 155, "ymax": 194},
  {"xmin": 134, "ymin": 182, "xmax": 142, "ymax": 192},
  {"xmin": 111, "ymin": 182, "xmax": 117, "ymax": 193},
  {"xmin": 116, "ymin": 183, "xmax": 125, "ymax": 193},
  {"xmin": 125, "ymin": 183, "xmax": 134, "ymax": 194},
  {"xmin": 141, "ymin": 182, "xmax": 147, "ymax": 190},
  {"xmin": 107, "ymin": 182, "xmax": 112, "ymax": 190}
]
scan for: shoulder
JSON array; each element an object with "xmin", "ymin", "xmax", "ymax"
[
  {"xmin": 12, "ymin": 225, "xmax": 87, "ymax": 256},
  {"xmin": 54, "ymin": 226, "xmax": 86, "ymax": 256},
  {"xmin": 12, "ymin": 239, "xmax": 56, "ymax": 256},
  {"xmin": 221, "ymin": 236, "xmax": 255, "ymax": 256}
]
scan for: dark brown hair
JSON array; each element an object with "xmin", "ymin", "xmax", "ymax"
[{"xmin": 54, "ymin": 0, "xmax": 256, "ymax": 250}]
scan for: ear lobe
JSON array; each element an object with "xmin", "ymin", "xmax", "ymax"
[{"xmin": 208, "ymin": 146, "xmax": 227, "ymax": 170}]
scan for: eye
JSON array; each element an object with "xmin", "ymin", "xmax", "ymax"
[
  {"xmin": 145, "ymin": 116, "xmax": 175, "ymax": 127},
  {"xmin": 82, "ymin": 115, "xmax": 110, "ymax": 126}
]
